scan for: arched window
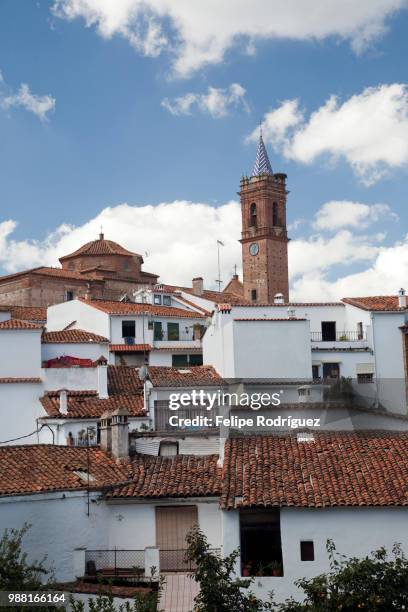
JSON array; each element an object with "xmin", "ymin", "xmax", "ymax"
[
  {"xmin": 272, "ymin": 202, "xmax": 279, "ymax": 226},
  {"xmin": 250, "ymin": 202, "xmax": 257, "ymax": 227}
]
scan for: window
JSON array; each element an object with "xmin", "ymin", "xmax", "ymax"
[
  {"xmin": 357, "ymin": 373, "xmax": 374, "ymax": 384},
  {"xmin": 122, "ymin": 320, "xmax": 136, "ymax": 338},
  {"xmin": 321, "ymin": 321, "xmax": 336, "ymax": 341},
  {"xmin": 68, "ymin": 262, "xmax": 75, "ymax": 271},
  {"xmin": 172, "ymin": 354, "xmax": 203, "ymax": 367},
  {"xmin": 300, "ymin": 541, "xmax": 314, "ymax": 561},
  {"xmin": 172, "ymin": 354, "xmax": 189, "ymax": 367},
  {"xmin": 159, "ymin": 441, "xmax": 179, "ymax": 456},
  {"xmin": 163, "ymin": 295, "xmax": 171, "ymax": 306},
  {"xmin": 123, "ymin": 260, "xmax": 129, "ymax": 271},
  {"xmin": 322, "ymin": 362, "xmax": 340, "ymax": 379},
  {"xmin": 167, "ymin": 322, "xmax": 179, "ymax": 341},
  {"xmin": 312, "ymin": 365, "xmax": 320, "ymax": 380},
  {"xmin": 153, "ymin": 321, "xmax": 163, "ymax": 340},
  {"xmin": 272, "ymin": 202, "xmax": 279, "ymax": 226},
  {"xmin": 251, "ymin": 289, "xmax": 257, "ymax": 302},
  {"xmin": 154, "ymin": 294, "xmax": 162, "ymax": 305},
  {"xmin": 65, "ymin": 290, "xmax": 74, "ymax": 301},
  {"xmin": 249, "ymin": 202, "xmax": 257, "ymax": 227},
  {"xmin": 240, "ymin": 509, "xmax": 283, "ymax": 577},
  {"xmin": 357, "ymin": 321, "xmax": 364, "ymax": 340}
]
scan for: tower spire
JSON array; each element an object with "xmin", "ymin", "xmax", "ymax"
[{"xmin": 252, "ymin": 129, "xmax": 273, "ymax": 177}]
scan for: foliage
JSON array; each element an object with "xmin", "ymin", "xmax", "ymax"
[
  {"xmin": 277, "ymin": 540, "xmax": 408, "ymax": 611},
  {"xmin": 68, "ymin": 570, "xmax": 164, "ymax": 612},
  {"xmin": 185, "ymin": 525, "xmax": 275, "ymax": 612},
  {"xmin": 0, "ymin": 523, "xmax": 51, "ymax": 591}
]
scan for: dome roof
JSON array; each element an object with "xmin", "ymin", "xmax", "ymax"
[{"xmin": 59, "ymin": 234, "xmax": 142, "ymax": 261}]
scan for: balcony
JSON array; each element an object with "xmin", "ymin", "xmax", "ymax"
[{"xmin": 311, "ymin": 331, "xmax": 368, "ymax": 350}]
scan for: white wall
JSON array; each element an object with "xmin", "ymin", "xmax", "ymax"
[
  {"xmin": 0, "ymin": 491, "xmax": 109, "ymax": 581},
  {"xmin": 0, "ymin": 329, "xmax": 42, "ymax": 377},
  {"xmin": 233, "ymin": 320, "xmax": 312, "ymax": 379},
  {"xmin": 223, "ymin": 506, "xmax": 408, "ymax": 604},
  {"xmin": 42, "ymin": 367, "xmax": 98, "ymax": 391},
  {"xmin": 0, "ymin": 383, "xmax": 43, "ymax": 444},
  {"xmin": 42, "ymin": 343, "xmax": 109, "ymax": 363},
  {"xmin": 47, "ymin": 301, "xmax": 110, "ymax": 338}
]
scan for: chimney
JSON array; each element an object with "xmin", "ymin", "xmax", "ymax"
[
  {"xmin": 111, "ymin": 407, "xmax": 129, "ymax": 460},
  {"xmin": 97, "ymin": 362, "xmax": 108, "ymax": 399},
  {"xmin": 274, "ymin": 293, "xmax": 284, "ymax": 304},
  {"xmin": 59, "ymin": 389, "xmax": 68, "ymax": 415},
  {"xmin": 100, "ymin": 411, "xmax": 112, "ymax": 453},
  {"xmin": 398, "ymin": 288, "xmax": 406, "ymax": 308},
  {"xmin": 192, "ymin": 277, "xmax": 204, "ymax": 296}
]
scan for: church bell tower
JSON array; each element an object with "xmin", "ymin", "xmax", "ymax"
[{"xmin": 240, "ymin": 133, "xmax": 289, "ymax": 303}]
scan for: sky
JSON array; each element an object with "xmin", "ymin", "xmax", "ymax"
[{"xmin": 0, "ymin": 0, "xmax": 408, "ymax": 300}]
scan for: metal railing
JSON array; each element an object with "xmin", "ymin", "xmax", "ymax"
[
  {"xmin": 153, "ymin": 330, "xmax": 198, "ymax": 342},
  {"xmin": 85, "ymin": 550, "xmax": 144, "ymax": 577},
  {"xmin": 311, "ymin": 331, "xmax": 366, "ymax": 342},
  {"xmin": 160, "ymin": 548, "xmax": 221, "ymax": 572}
]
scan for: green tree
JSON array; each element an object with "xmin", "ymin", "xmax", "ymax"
[
  {"xmin": 0, "ymin": 524, "xmax": 50, "ymax": 590},
  {"xmin": 185, "ymin": 525, "xmax": 275, "ymax": 612},
  {"xmin": 277, "ymin": 540, "xmax": 408, "ymax": 612}
]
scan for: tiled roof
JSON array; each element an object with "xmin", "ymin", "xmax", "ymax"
[
  {"xmin": 0, "ymin": 446, "xmax": 128, "ymax": 497},
  {"xmin": 60, "ymin": 236, "xmax": 141, "ymax": 260},
  {"xmin": 342, "ymin": 296, "xmax": 406, "ymax": 311},
  {"xmin": 183, "ymin": 288, "xmax": 247, "ymax": 305},
  {"xmin": 220, "ymin": 302, "xmax": 343, "ymax": 309},
  {"xmin": 9, "ymin": 306, "xmax": 47, "ymax": 322},
  {"xmin": 108, "ymin": 365, "xmax": 143, "ymax": 394},
  {"xmin": 107, "ymin": 454, "xmax": 221, "ymax": 499},
  {"xmin": 42, "ymin": 329, "xmax": 109, "ymax": 344},
  {"xmin": 221, "ymin": 432, "xmax": 408, "ymax": 509},
  {"xmin": 147, "ymin": 365, "xmax": 224, "ymax": 387},
  {"xmin": 0, "ymin": 377, "xmax": 42, "ymax": 384},
  {"xmin": 81, "ymin": 299, "xmax": 205, "ymax": 318},
  {"xmin": 0, "ymin": 319, "xmax": 43, "ymax": 330},
  {"xmin": 40, "ymin": 391, "xmax": 145, "ymax": 419},
  {"xmin": 40, "ymin": 366, "xmax": 145, "ymax": 419},
  {"xmin": 234, "ymin": 318, "xmax": 307, "ymax": 322},
  {"xmin": 110, "ymin": 344, "xmax": 151, "ymax": 352}
]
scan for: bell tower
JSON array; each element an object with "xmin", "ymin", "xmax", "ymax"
[{"xmin": 240, "ymin": 133, "xmax": 289, "ymax": 303}]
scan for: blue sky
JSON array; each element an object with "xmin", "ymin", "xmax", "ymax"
[{"xmin": 0, "ymin": 1, "xmax": 407, "ymax": 299}]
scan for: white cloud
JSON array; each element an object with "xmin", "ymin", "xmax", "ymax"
[
  {"xmin": 313, "ymin": 200, "xmax": 398, "ymax": 230},
  {"xmin": 1, "ymin": 81, "xmax": 56, "ymax": 121},
  {"xmin": 162, "ymin": 83, "xmax": 249, "ymax": 118},
  {"xmin": 0, "ymin": 198, "xmax": 406, "ymax": 301},
  {"xmin": 51, "ymin": 0, "xmax": 408, "ymax": 76},
  {"xmin": 253, "ymin": 84, "xmax": 408, "ymax": 185}
]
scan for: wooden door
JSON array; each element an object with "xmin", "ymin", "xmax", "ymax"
[{"xmin": 156, "ymin": 506, "xmax": 198, "ymax": 571}]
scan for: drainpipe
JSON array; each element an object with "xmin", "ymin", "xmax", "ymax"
[{"xmin": 370, "ymin": 312, "xmax": 380, "ymax": 407}]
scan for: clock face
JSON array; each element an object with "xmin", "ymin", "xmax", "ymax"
[{"xmin": 249, "ymin": 243, "xmax": 259, "ymax": 256}]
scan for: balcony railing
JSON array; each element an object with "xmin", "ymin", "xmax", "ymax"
[
  {"xmin": 85, "ymin": 549, "xmax": 144, "ymax": 577},
  {"xmin": 160, "ymin": 548, "xmax": 221, "ymax": 572},
  {"xmin": 153, "ymin": 331, "xmax": 198, "ymax": 342},
  {"xmin": 311, "ymin": 331, "xmax": 366, "ymax": 342}
]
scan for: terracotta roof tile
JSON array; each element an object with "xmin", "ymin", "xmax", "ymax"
[
  {"xmin": 108, "ymin": 454, "xmax": 221, "ymax": 499},
  {"xmin": 40, "ymin": 366, "xmax": 144, "ymax": 419},
  {"xmin": 81, "ymin": 299, "xmax": 205, "ymax": 318},
  {"xmin": 0, "ymin": 446, "xmax": 129, "ymax": 497},
  {"xmin": 40, "ymin": 392, "xmax": 145, "ymax": 419},
  {"xmin": 342, "ymin": 296, "xmax": 406, "ymax": 311},
  {"xmin": 108, "ymin": 365, "xmax": 144, "ymax": 394},
  {"xmin": 221, "ymin": 432, "xmax": 408, "ymax": 509},
  {"xmin": 0, "ymin": 377, "xmax": 42, "ymax": 384},
  {"xmin": 60, "ymin": 237, "xmax": 141, "ymax": 260},
  {"xmin": 109, "ymin": 344, "xmax": 151, "ymax": 352},
  {"xmin": 233, "ymin": 317, "xmax": 307, "ymax": 322},
  {"xmin": 7, "ymin": 306, "xmax": 47, "ymax": 322},
  {"xmin": 0, "ymin": 319, "xmax": 43, "ymax": 330},
  {"xmin": 147, "ymin": 365, "xmax": 224, "ymax": 387},
  {"xmin": 42, "ymin": 329, "xmax": 109, "ymax": 344}
]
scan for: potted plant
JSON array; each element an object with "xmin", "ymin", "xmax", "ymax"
[
  {"xmin": 242, "ymin": 561, "xmax": 252, "ymax": 577},
  {"xmin": 270, "ymin": 561, "xmax": 283, "ymax": 577}
]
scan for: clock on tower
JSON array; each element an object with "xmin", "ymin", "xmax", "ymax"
[{"xmin": 239, "ymin": 133, "xmax": 289, "ymax": 303}]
